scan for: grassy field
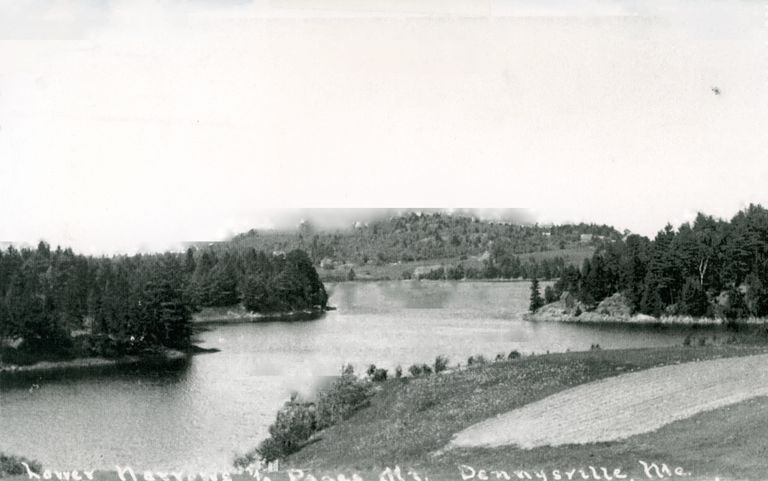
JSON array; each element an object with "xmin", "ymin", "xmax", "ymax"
[{"xmin": 280, "ymin": 344, "xmax": 768, "ymax": 481}]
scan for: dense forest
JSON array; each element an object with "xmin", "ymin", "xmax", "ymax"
[
  {"xmin": 550, "ymin": 204, "xmax": 768, "ymax": 319},
  {"xmin": 0, "ymin": 245, "xmax": 327, "ymax": 360},
  {"xmin": 401, "ymin": 255, "xmax": 569, "ymax": 281},
  {"xmin": 227, "ymin": 212, "xmax": 621, "ymax": 266}
]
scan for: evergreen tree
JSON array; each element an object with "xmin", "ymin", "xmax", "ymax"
[
  {"xmin": 680, "ymin": 277, "xmax": 709, "ymax": 317},
  {"xmin": 529, "ymin": 277, "xmax": 544, "ymax": 312}
]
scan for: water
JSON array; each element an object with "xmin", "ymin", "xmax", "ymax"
[{"xmin": 1, "ymin": 281, "xmax": 704, "ymax": 472}]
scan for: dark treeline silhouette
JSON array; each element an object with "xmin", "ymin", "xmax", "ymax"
[
  {"xmin": 403, "ymin": 256, "xmax": 567, "ymax": 281},
  {"xmin": 228, "ymin": 212, "xmax": 621, "ymax": 265},
  {"xmin": 0, "ymin": 244, "xmax": 326, "ymax": 360},
  {"xmin": 551, "ymin": 205, "xmax": 768, "ymax": 319}
]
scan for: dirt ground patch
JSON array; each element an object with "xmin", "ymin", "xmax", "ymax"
[{"xmin": 449, "ymin": 353, "xmax": 768, "ymax": 449}]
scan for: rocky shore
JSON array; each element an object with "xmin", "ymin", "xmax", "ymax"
[{"xmin": 524, "ymin": 293, "xmax": 766, "ymax": 325}]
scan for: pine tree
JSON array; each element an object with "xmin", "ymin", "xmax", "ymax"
[{"xmin": 529, "ymin": 277, "xmax": 544, "ymax": 312}]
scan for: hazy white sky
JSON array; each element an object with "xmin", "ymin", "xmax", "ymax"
[{"xmin": 1, "ymin": 0, "xmax": 766, "ymax": 254}]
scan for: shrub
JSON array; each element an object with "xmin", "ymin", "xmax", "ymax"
[
  {"xmin": 232, "ymin": 450, "xmax": 258, "ymax": 470},
  {"xmin": 394, "ymin": 365, "xmax": 403, "ymax": 378},
  {"xmin": 590, "ymin": 344, "xmax": 601, "ymax": 351},
  {"xmin": 0, "ymin": 453, "xmax": 42, "ymax": 478},
  {"xmin": 544, "ymin": 285, "xmax": 557, "ymax": 304},
  {"xmin": 420, "ymin": 364, "xmax": 433, "ymax": 375},
  {"xmin": 255, "ymin": 397, "xmax": 316, "ymax": 462},
  {"xmin": 371, "ymin": 368, "xmax": 388, "ymax": 382},
  {"xmin": 366, "ymin": 364, "xmax": 377, "ymax": 378},
  {"xmin": 315, "ymin": 369, "xmax": 371, "ymax": 430},
  {"xmin": 467, "ymin": 354, "xmax": 487, "ymax": 366},
  {"xmin": 250, "ymin": 365, "xmax": 373, "ymax": 463},
  {"xmin": 698, "ymin": 337, "xmax": 707, "ymax": 347},
  {"xmin": 683, "ymin": 334, "xmax": 692, "ymax": 347},
  {"xmin": 408, "ymin": 364, "xmax": 423, "ymax": 377},
  {"xmin": 433, "ymin": 355, "xmax": 449, "ymax": 373},
  {"xmin": 494, "ymin": 353, "xmax": 505, "ymax": 362},
  {"xmin": 508, "ymin": 350, "xmax": 521, "ymax": 360}
]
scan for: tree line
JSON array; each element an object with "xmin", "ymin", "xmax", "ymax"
[
  {"xmin": 0, "ymin": 243, "xmax": 327, "ymax": 357},
  {"xmin": 403, "ymin": 256, "xmax": 568, "ymax": 281},
  {"xmin": 547, "ymin": 205, "xmax": 768, "ymax": 319}
]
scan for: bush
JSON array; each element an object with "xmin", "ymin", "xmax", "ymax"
[
  {"xmin": 590, "ymin": 344, "xmax": 601, "ymax": 351},
  {"xmin": 232, "ymin": 449, "xmax": 259, "ymax": 470},
  {"xmin": 434, "ymin": 355, "xmax": 449, "ymax": 373},
  {"xmin": 408, "ymin": 364, "xmax": 423, "ymax": 377},
  {"xmin": 0, "ymin": 453, "xmax": 42, "ymax": 478},
  {"xmin": 395, "ymin": 365, "xmax": 403, "ymax": 378},
  {"xmin": 248, "ymin": 365, "xmax": 372, "ymax": 463},
  {"xmin": 255, "ymin": 398, "xmax": 315, "ymax": 462},
  {"xmin": 467, "ymin": 354, "xmax": 487, "ymax": 366},
  {"xmin": 420, "ymin": 364, "xmax": 433, "ymax": 375},
  {"xmin": 494, "ymin": 353, "xmax": 505, "ymax": 362},
  {"xmin": 698, "ymin": 337, "xmax": 707, "ymax": 347},
  {"xmin": 683, "ymin": 334, "xmax": 692, "ymax": 347},
  {"xmin": 371, "ymin": 368, "xmax": 388, "ymax": 382},
  {"xmin": 508, "ymin": 350, "xmax": 521, "ymax": 360},
  {"xmin": 544, "ymin": 285, "xmax": 557, "ymax": 304},
  {"xmin": 315, "ymin": 368, "xmax": 371, "ymax": 430}
]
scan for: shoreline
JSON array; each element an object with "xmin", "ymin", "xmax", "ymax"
[
  {"xmin": 323, "ymin": 278, "xmax": 547, "ymax": 284},
  {"xmin": 0, "ymin": 348, "xmax": 188, "ymax": 378},
  {"xmin": 524, "ymin": 310, "xmax": 768, "ymax": 326},
  {"xmin": 191, "ymin": 306, "xmax": 329, "ymax": 324},
  {"xmin": 6, "ymin": 344, "xmax": 768, "ymax": 480}
]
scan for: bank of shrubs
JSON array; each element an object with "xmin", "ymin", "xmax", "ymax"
[
  {"xmin": 235, "ymin": 349, "xmax": 543, "ymax": 464},
  {"xmin": 235, "ymin": 365, "xmax": 372, "ymax": 464}
]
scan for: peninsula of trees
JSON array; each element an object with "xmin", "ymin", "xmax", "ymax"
[
  {"xmin": 0, "ymin": 245, "xmax": 327, "ymax": 364},
  {"xmin": 542, "ymin": 204, "xmax": 768, "ymax": 320}
]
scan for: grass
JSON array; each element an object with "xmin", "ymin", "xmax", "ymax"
[{"xmin": 280, "ymin": 344, "xmax": 768, "ymax": 481}]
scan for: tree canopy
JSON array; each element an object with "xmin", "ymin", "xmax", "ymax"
[
  {"xmin": 551, "ymin": 205, "xmax": 768, "ymax": 319},
  {"xmin": 0, "ymin": 244, "xmax": 327, "ymax": 356}
]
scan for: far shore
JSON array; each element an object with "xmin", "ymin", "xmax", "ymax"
[
  {"xmin": 524, "ymin": 310, "xmax": 768, "ymax": 326},
  {"xmin": 191, "ymin": 306, "xmax": 329, "ymax": 324},
  {"xmin": 323, "ymin": 277, "xmax": 547, "ymax": 284},
  {"xmin": 525, "ymin": 293, "xmax": 768, "ymax": 326}
]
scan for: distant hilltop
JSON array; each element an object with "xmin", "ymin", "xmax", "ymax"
[{"xmin": 222, "ymin": 212, "xmax": 622, "ymax": 267}]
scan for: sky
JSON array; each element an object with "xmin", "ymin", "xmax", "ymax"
[{"xmin": 1, "ymin": 0, "xmax": 766, "ymax": 254}]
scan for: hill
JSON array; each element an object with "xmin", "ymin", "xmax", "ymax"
[{"xmin": 221, "ymin": 212, "xmax": 621, "ymax": 281}]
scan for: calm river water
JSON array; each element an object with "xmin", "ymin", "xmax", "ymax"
[{"xmin": 1, "ymin": 281, "xmax": 701, "ymax": 472}]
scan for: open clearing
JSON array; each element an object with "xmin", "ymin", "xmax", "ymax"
[{"xmin": 449, "ymin": 353, "xmax": 768, "ymax": 449}]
